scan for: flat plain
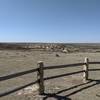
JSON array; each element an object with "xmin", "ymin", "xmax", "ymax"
[{"xmin": 0, "ymin": 44, "xmax": 100, "ymax": 100}]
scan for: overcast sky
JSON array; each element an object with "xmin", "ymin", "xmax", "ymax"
[{"xmin": 0, "ymin": 0, "xmax": 99, "ymax": 43}]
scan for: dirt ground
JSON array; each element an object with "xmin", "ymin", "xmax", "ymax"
[{"xmin": 0, "ymin": 50, "xmax": 100, "ymax": 100}]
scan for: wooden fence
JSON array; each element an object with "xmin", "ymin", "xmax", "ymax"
[{"xmin": 0, "ymin": 57, "xmax": 100, "ymax": 97}]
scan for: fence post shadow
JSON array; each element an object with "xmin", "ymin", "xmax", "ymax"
[
  {"xmin": 65, "ymin": 79, "xmax": 100, "ymax": 97},
  {"xmin": 56, "ymin": 79, "xmax": 93, "ymax": 95},
  {"xmin": 42, "ymin": 93, "xmax": 71, "ymax": 100},
  {"xmin": 56, "ymin": 79, "xmax": 100, "ymax": 97},
  {"xmin": 41, "ymin": 79, "xmax": 92, "ymax": 100},
  {"xmin": 42, "ymin": 79, "xmax": 100, "ymax": 99}
]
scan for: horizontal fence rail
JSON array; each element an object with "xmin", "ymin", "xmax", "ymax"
[
  {"xmin": 0, "ymin": 68, "xmax": 38, "ymax": 81},
  {"xmin": 89, "ymin": 62, "xmax": 100, "ymax": 64},
  {"xmin": 44, "ymin": 70, "xmax": 84, "ymax": 81},
  {"xmin": 89, "ymin": 69, "xmax": 100, "ymax": 71},
  {"xmin": 0, "ymin": 80, "xmax": 38, "ymax": 97},
  {"xmin": 0, "ymin": 57, "xmax": 100, "ymax": 97},
  {"xmin": 44, "ymin": 63, "xmax": 85, "ymax": 70}
]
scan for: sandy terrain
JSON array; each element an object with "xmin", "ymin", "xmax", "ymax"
[{"xmin": 0, "ymin": 50, "xmax": 100, "ymax": 100}]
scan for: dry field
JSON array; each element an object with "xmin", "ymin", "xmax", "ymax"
[{"xmin": 0, "ymin": 49, "xmax": 100, "ymax": 100}]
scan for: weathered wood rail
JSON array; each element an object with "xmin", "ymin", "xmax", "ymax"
[{"xmin": 0, "ymin": 57, "xmax": 100, "ymax": 97}]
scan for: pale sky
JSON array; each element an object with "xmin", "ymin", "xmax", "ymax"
[{"xmin": 0, "ymin": 0, "xmax": 99, "ymax": 43}]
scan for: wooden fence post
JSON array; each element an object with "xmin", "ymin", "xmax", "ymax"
[
  {"xmin": 37, "ymin": 61, "xmax": 44, "ymax": 95},
  {"xmin": 83, "ymin": 57, "xmax": 89, "ymax": 83}
]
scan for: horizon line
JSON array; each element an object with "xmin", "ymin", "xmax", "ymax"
[{"xmin": 0, "ymin": 42, "xmax": 100, "ymax": 44}]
